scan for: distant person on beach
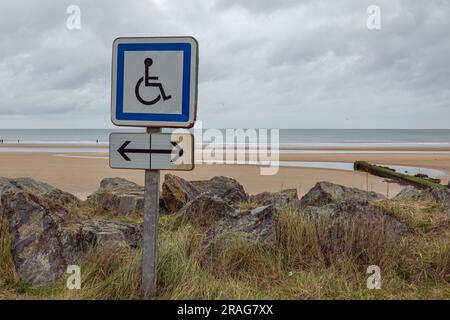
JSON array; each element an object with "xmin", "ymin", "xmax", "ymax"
[{"xmin": 96, "ymin": 139, "xmax": 99, "ymax": 144}]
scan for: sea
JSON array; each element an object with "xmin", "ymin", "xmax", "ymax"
[
  {"xmin": 0, "ymin": 129, "xmax": 449, "ymax": 147},
  {"xmin": 1, "ymin": 129, "xmax": 449, "ymax": 178}
]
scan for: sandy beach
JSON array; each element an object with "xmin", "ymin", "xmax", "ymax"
[{"xmin": 1, "ymin": 145, "xmax": 449, "ymax": 199}]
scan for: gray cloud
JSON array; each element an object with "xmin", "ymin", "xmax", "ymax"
[{"xmin": 0, "ymin": 0, "xmax": 449, "ymax": 128}]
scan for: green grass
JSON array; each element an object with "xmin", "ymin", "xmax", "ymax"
[{"xmin": 1, "ymin": 196, "xmax": 449, "ymax": 300}]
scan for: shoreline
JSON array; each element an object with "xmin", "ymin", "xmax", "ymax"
[{"xmin": 1, "ymin": 144, "xmax": 449, "ymax": 200}]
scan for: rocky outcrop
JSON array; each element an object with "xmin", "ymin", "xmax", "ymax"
[
  {"xmin": 299, "ymin": 182, "xmax": 406, "ymax": 242},
  {"xmin": 1, "ymin": 190, "xmax": 140, "ymax": 286},
  {"xmin": 0, "ymin": 177, "xmax": 80, "ymax": 207},
  {"xmin": 199, "ymin": 182, "xmax": 406, "ymax": 258},
  {"xmin": 161, "ymin": 174, "xmax": 200, "ymax": 213},
  {"xmin": 85, "ymin": 177, "xmax": 145, "ymax": 215},
  {"xmin": 300, "ymin": 181, "xmax": 385, "ymax": 207},
  {"xmin": 192, "ymin": 176, "xmax": 248, "ymax": 206},
  {"xmin": 250, "ymin": 189, "xmax": 298, "ymax": 208},
  {"xmin": 0, "ymin": 175, "xmax": 422, "ymax": 287}
]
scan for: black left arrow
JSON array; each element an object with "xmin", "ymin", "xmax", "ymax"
[{"xmin": 117, "ymin": 140, "xmax": 183, "ymax": 161}]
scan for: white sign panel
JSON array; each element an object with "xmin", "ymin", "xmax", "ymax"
[
  {"xmin": 111, "ymin": 37, "xmax": 198, "ymax": 128},
  {"xmin": 109, "ymin": 132, "xmax": 194, "ymax": 170}
]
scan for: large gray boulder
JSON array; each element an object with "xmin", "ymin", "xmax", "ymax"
[
  {"xmin": 85, "ymin": 177, "xmax": 145, "ymax": 215},
  {"xmin": 394, "ymin": 186, "xmax": 450, "ymax": 210},
  {"xmin": 300, "ymin": 182, "xmax": 407, "ymax": 243},
  {"xmin": 0, "ymin": 177, "xmax": 80, "ymax": 207},
  {"xmin": 300, "ymin": 181, "xmax": 385, "ymax": 207},
  {"xmin": 250, "ymin": 189, "xmax": 298, "ymax": 209},
  {"xmin": 161, "ymin": 174, "xmax": 200, "ymax": 213},
  {"xmin": 202, "ymin": 205, "xmax": 276, "ymax": 251},
  {"xmin": 177, "ymin": 194, "xmax": 236, "ymax": 229},
  {"xmin": 1, "ymin": 190, "xmax": 140, "ymax": 286},
  {"xmin": 394, "ymin": 186, "xmax": 423, "ymax": 200},
  {"xmin": 161, "ymin": 175, "xmax": 249, "ymax": 213},
  {"xmin": 192, "ymin": 176, "xmax": 248, "ymax": 206},
  {"xmin": 302, "ymin": 199, "xmax": 408, "ymax": 241},
  {"xmin": 430, "ymin": 188, "xmax": 450, "ymax": 210}
]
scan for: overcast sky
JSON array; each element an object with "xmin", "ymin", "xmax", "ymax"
[{"xmin": 0, "ymin": 0, "xmax": 449, "ymax": 128}]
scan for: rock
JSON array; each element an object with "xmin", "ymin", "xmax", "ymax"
[
  {"xmin": 65, "ymin": 219, "xmax": 141, "ymax": 249},
  {"xmin": 429, "ymin": 188, "xmax": 450, "ymax": 210},
  {"xmin": 303, "ymin": 199, "xmax": 408, "ymax": 259},
  {"xmin": 202, "ymin": 205, "xmax": 276, "ymax": 250},
  {"xmin": 394, "ymin": 186, "xmax": 450, "ymax": 210},
  {"xmin": 302, "ymin": 199, "xmax": 408, "ymax": 241},
  {"xmin": 161, "ymin": 174, "xmax": 200, "ymax": 213},
  {"xmin": 394, "ymin": 186, "xmax": 423, "ymax": 200},
  {"xmin": 298, "ymin": 183, "xmax": 407, "ymax": 249},
  {"xmin": 202, "ymin": 183, "xmax": 402, "ymax": 253},
  {"xmin": 86, "ymin": 177, "xmax": 145, "ymax": 215},
  {"xmin": 192, "ymin": 176, "xmax": 248, "ymax": 206},
  {"xmin": 1, "ymin": 190, "xmax": 140, "ymax": 286},
  {"xmin": 161, "ymin": 175, "xmax": 249, "ymax": 213},
  {"xmin": 300, "ymin": 181, "xmax": 385, "ymax": 208},
  {"xmin": 250, "ymin": 189, "xmax": 298, "ymax": 208},
  {"xmin": 0, "ymin": 177, "xmax": 80, "ymax": 207},
  {"xmin": 0, "ymin": 177, "xmax": 53, "ymax": 196},
  {"xmin": 178, "ymin": 194, "xmax": 236, "ymax": 229},
  {"xmin": 202, "ymin": 194, "xmax": 408, "ymax": 261}
]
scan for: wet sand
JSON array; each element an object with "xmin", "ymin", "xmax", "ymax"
[{"xmin": 0, "ymin": 147, "xmax": 449, "ymax": 199}]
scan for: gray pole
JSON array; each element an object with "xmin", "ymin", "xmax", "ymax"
[{"xmin": 142, "ymin": 127, "xmax": 161, "ymax": 297}]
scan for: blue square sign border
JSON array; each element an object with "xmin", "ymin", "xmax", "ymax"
[{"xmin": 115, "ymin": 42, "xmax": 191, "ymax": 122}]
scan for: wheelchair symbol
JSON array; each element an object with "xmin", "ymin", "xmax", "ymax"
[{"xmin": 135, "ymin": 58, "xmax": 172, "ymax": 105}]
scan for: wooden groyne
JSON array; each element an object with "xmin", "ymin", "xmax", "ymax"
[{"xmin": 353, "ymin": 161, "xmax": 446, "ymax": 190}]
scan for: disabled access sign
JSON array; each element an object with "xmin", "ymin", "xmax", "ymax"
[{"xmin": 111, "ymin": 37, "xmax": 198, "ymax": 128}]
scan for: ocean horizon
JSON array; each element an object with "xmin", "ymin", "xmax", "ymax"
[{"xmin": 0, "ymin": 129, "xmax": 450, "ymax": 147}]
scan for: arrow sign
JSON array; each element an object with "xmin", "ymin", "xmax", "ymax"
[
  {"xmin": 171, "ymin": 141, "xmax": 184, "ymax": 162},
  {"xmin": 118, "ymin": 140, "xmax": 183, "ymax": 162},
  {"xmin": 109, "ymin": 132, "xmax": 194, "ymax": 170}
]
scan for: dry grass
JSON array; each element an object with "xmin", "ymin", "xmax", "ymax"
[
  {"xmin": 0, "ymin": 196, "xmax": 449, "ymax": 299},
  {"xmin": 374, "ymin": 197, "xmax": 449, "ymax": 233},
  {"xmin": 0, "ymin": 210, "xmax": 20, "ymax": 289}
]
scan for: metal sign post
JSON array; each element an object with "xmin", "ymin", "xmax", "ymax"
[
  {"xmin": 109, "ymin": 36, "xmax": 198, "ymax": 298},
  {"xmin": 142, "ymin": 127, "xmax": 160, "ymax": 297}
]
